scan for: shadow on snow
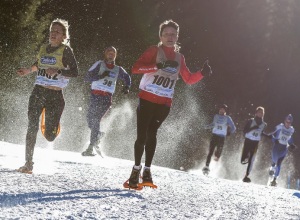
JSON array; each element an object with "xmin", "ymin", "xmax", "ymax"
[{"xmin": 0, "ymin": 188, "xmax": 144, "ymax": 208}]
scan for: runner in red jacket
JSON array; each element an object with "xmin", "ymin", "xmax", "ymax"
[{"xmin": 127, "ymin": 19, "xmax": 212, "ymax": 188}]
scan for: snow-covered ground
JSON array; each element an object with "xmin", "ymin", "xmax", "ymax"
[{"xmin": 1, "ymin": 141, "xmax": 300, "ymax": 219}]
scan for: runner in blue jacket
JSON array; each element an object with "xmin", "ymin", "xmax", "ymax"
[
  {"xmin": 266, "ymin": 114, "xmax": 296, "ymax": 186},
  {"xmin": 82, "ymin": 46, "xmax": 131, "ymax": 156},
  {"xmin": 202, "ymin": 104, "xmax": 236, "ymax": 174}
]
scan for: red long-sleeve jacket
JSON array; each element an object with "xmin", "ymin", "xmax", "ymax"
[{"xmin": 132, "ymin": 45, "xmax": 204, "ymax": 106}]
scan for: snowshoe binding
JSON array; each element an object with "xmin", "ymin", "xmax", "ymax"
[{"xmin": 17, "ymin": 161, "xmax": 34, "ymax": 174}]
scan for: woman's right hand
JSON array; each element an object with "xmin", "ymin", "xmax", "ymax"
[{"xmin": 16, "ymin": 68, "xmax": 31, "ymax": 76}]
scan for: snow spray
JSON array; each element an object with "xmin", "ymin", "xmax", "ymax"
[{"xmin": 287, "ymin": 172, "xmax": 291, "ymax": 189}]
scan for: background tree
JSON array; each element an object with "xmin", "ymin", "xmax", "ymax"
[{"xmin": 0, "ymin": 0, "xmax": 51, "ymax": 144}]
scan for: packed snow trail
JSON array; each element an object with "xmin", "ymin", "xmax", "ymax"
[{"xmin": 0, "ymin": 141, "xmax": 300, "ymax": 219}]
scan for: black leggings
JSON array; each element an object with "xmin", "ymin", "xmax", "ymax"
[
  {"xmin": 241, "ymin": 138, "xmax": 259, "ymax": 176},
  {"xmin": 25, "ymin": 85, "xmax": 65, "ymax": 162},
  {"xmin": 205, "ymin": 134, "xmax": 225, "ymax": 166},
  {"xmin": 134, "ymin": 99, "xmax": 170, "ymax": 167}
]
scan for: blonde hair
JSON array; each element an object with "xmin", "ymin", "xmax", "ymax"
[
  {"xmin": 50, "ymin": 18, "xmax": 70, "ymax": 46},
  {"xmin": 256, "ymin": 106, "xmax": 265, "ymax": 113}
]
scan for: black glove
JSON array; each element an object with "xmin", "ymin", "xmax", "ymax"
[
  {"xmin": 200, "ymin": 59, "xmax": 212, "ymax": 76},
  {"xmin": 100, "ymin": 70, "xmax": 110, "ymax": 79},
  {"xmin": 156, "ymin": 60, "xmax": 179, "ymax": 69},
  {"xmin": 122, "ymin": 85, "xmax": 129, "ymax": 94},
  {"xmin": 274, "ymin": 139, "xmax": 280, "ymax": 144}
]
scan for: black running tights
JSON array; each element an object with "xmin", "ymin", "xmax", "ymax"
[
  {"xmin": 25, "ymin": 85, "xmax": 65, "ymax": 162},
  {"xmin": 134, "ymin": 99, "xmax": 170, "ymax": 167}
]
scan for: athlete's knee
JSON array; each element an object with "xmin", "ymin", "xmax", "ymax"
[
  {"xmin": 136, "ymin": 131, "xmax": 148, "ymax": 145},
  {"xmin": 215, "ymin": 148, "xmax": 223, "ymax": 158},
  {"xmin": 277, "ymin": 157, "xmax": 285, "ymax": 166},
  {"xmin": 134, "ymin": 138, "xmax": 146, "ymax": 150},
  {"xmin": 148, "ymin": 128, "xmax": 158, "ymax": 137}
]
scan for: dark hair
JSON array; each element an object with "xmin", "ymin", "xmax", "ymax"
[
  {"xmin": 103, "ymin": 46, "xmax": 117, "ymax": 63},
  {"xmin": 219, "ymin": 104, "xmax": 228, "ymax": 110},
  {"xmin": 104, "ymin": 46, "xmax": 117, "ymax": 54},
  {"xmin": 159, "ymin": 20, "xmax": 179, "ymax": 37},
  {"xmin": 158, "ymin": 20, "xmax": 180, "ymax": 52}
]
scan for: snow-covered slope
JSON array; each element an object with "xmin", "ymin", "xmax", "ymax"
[{"xmin": 1, "ymin": 141, "xmax": 300, "ymax": 219}]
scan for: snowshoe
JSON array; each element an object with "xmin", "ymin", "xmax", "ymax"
[
  {"xmin": 138, "ymin": 168, "xmax": 157, "ymax": 188},
  {"xmin": 270, "ymin": 179, "xmax": 277, "ymax": 187},
  {"xmin": 40, "ymin": 108, "xmax": 60, "ymax": 138},
  {"xmin": 138, "ymin": 182, "xmax": 158, "ymax": 189},
  {"xmin": 243, "ymin": 176, "xmax": 251, "ymax": 183},
  {"xmin": 81, "ymin": 146, "xmax": 96, "ymax": 156},
  {"xmin": 85, "ymin": 132, "xmax": 105, "ymax": 157},
  {"xmin": 93, "ymin": 145, "xmax": 103, "ymax": 157},
  {"xmin": 202, "ymin": 166, "xmax": 210, "ymax": 175},
  {"xmin": 123, "ymin": 179, "xmax": 143, "ymax": 190},
  {"xmin": 123, "ymin": 167, "xmax": 157, "ymax": 190},
  {"xmin": 16, "ymin": 161, "xmax": 34, "ymax": 174}
]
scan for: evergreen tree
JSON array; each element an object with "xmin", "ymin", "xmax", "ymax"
[{"xmin": 0, "ymin": 0, "xmax": 51, "ymax": 143}]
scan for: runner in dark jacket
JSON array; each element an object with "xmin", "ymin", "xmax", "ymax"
[{"xmin": 241, "ymin": 106, "xmax": 267, "ymax": 183}]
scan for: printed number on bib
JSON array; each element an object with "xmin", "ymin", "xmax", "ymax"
[
  {"xmin": 281, "ymin": 136, "xmax": 287, "ymax": 142},
  {"xmin": 103, "ymin": 79, "xmax": 112, "ymax": 87},
  {"xmin": 217, "ymin": 125, "xmax": 223, "ymax": 130},
  {"xmin": 38, "ymin": 69, "xmax": 58, "ymax": 80},
  {"xmin": 153, "ymin": 75, "xmax": 175, "ymax": 89},
  {"xmin": 252, "ymin": 132, "xmax": 259, "ymax": 137}
]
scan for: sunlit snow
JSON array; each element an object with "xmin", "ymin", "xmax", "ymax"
[{"xmin": 1, "ymin": 141, "xmax": 300, "ymax": 219}]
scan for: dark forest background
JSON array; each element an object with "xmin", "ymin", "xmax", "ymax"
[{"xmin": 1, "ymin": 0, "xmax": 300, "ymax": 187}]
